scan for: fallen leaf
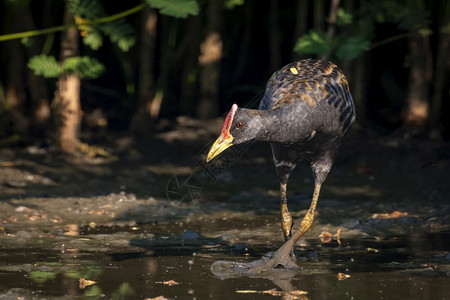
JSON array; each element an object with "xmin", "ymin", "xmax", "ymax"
[
  {"xmin": 7, "ymin": 216, "xmax": 19, "ymax": 223},
  {"xmin": 79, "ymin": 278, "xmax": 96, "ymax": 289},
  {"xmin": 24, "ymin": 211, "xmax": 47, "ymax": 221},
  {"xmin": 371, "ymin": 211, "xmax": 408, "ymax": 219},
  {"xmin": 337, "ymin": 273, "xmax": 351, "ymax": 280},
  {"xmin": 155, "ymin": 280, "xmax": 180, "ymax": 286},
  {"xmin": 320, "ymin": 231, "xmax": 333, "ymax": 243},
  {"xmin": 320, "ymin": 228, "xmax": 342, "ymax": 245},
  {"xmin": 335, "ymin": 228, "xmax": 342, "ymax": 246}
]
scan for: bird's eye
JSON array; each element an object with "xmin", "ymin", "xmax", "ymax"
[{"xmin": 236, "ymin": 122, "xmax": 245, "ymax": 129}]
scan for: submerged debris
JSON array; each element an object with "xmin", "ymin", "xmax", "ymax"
[
  {"xmin": 155, "ymin": 280, "xmax": 180, "ymax": 286},
  {"xmin": 337, "ymin": 273, "xmax": 351, "ymax": 280},
  {"xmin": 371, "ymin": 211, "xmax": 409, "ymax": 219},
  {"xmin": 79, "ymin": 278, "xmax": 97, "ymax": 289},
  {"xmin": 319, "ymin": 228, "xmax": 341, "ymax": 245},
  {"xmin": 236, "ymin": 288, "xmax": 308, "ymax": 298}
]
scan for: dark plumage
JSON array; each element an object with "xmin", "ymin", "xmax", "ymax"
[{"xmin": 207, "ymin": 59, "xmax": 355, "ymax": 272}]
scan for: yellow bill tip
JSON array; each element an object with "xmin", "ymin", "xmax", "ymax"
[{"xmin": 206, "ymin": 134, "xmax": 233, "ymax": 162}]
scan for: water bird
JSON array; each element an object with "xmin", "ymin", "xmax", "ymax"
[{"xmin": 206, "ymin": 59, "xmax": 355, "ymax": 272}]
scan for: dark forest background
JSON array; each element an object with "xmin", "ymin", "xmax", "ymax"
[{"xmin": 0, "ymin": 0, "xmax": 449, "ymax": 155}]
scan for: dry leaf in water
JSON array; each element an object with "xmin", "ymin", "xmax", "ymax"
[
  {"xmin": 337, "ymin": 273, "xmax": 351, "ymax": 280},
  {"xmin": 320, "ymin": 228, "xmax": 341, "ymax": 245},
  {"xmin": 371, "ymin": 211, "xmax": 408, "ymax": 219},
  {"xmin": 79, "ymin": 278, "xmax": 96, "ymax": 289},
  {"xmin": 320, "ymin": 231, "xmax": 333, "ymax": 243},
  {"xmin": 155, "ymin": 280, "xmax": 180, "ymax": 286},
  {"xmin": 335, "ymin": 228, "xmax": 342, "ymax": 245}
]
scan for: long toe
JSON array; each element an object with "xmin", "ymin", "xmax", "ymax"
[
  {"xmin": 271, "ymin": 248, "xmax": 299, "ymax": 270},
  {"xmin": 290, "ymin": 250, "xmax": 296, "ymax": 261},
  {"xmin": 245, "ymin": 246, "xmax": 299, "ymax": 275}
]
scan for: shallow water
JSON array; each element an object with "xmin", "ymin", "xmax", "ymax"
[
  {"xmin": 1, "ymin": 131, "xmax": 449, "ymax": 299},
  {"xmin": 1, "ymin": 223, "xmax": 449, "ymax": 299}
]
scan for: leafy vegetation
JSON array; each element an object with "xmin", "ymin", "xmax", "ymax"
[
  {"xmin": 25, "ymin": 0, "xmax": 200, "ymax": 80},
  {"xmin": 146, "ymin": 0, "xmax": 199, "ymax": 18},
  {"xmin": 0, "ymin": 0, "xmax": 448, "ymax": 146},
  {"xmin": 69, "ymin": 0, "xmax": 136, "ymax": 51},
  {"xmin": 294, "ymin": 1, "xmax": 430, "ymax": 61},
  {"xmin": 28, "ymin": 55, "xmax": 105, "ymax": 79}
]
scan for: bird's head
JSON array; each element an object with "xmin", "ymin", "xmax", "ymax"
[{"xmin": 206, "ymin": 104, "xmax": 263, "ymax": 162}]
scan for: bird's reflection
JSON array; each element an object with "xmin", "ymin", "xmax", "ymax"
[{"xmin": 210, "ymin": 255, "xmax": 310, "ymax": 300}]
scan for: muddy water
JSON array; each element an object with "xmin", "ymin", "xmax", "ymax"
[
  {"xmin": 1, "ymin": 131, "xmax": 450, "ymax": 299},
  {"xmin": 0, "ymin": 219, "xmax": 449, "ymax": 299}
]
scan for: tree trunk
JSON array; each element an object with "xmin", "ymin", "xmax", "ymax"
[
  {"xmin": 20, "ymin": 3, "xmax": 50, "ymax": 135},
  {"xmin": 149, "ymin": 15, "xmax": 174, "ymax": 120},
  {"xmin": 313, "ymin": 0, "xmax": 326, "ymax": 33},
  {"xmin": 430, "ymin": 3, "xmax": 450, "ymax": 138},
  {"xmin": 4, "ymin": 3, "xmax": 29, "ymax": 134},
  {"xmin": 130, "ymin": 6, "xmax": 158, "ymax": 133},
  {"xmin": 403, "ymin": 32, "xmax": 432, "ymax": 132},
  {"xmin": 180, "ymin": 15, "xmax": 201, "ymax": 116},
  {"xmin": 197, "ymin": 0, "xmax": 223, "ymax": 119},
  {"xmin": 321, "ymin": 0, "xmax": 340, "ymax": 61},
  {"xmin": 353, "ymin": 54, "xmax": 367, "ymax": 124},
  {"xmin": 230, "ymin": 2, "xmax": 254, "ymax": 85},
  {"xmin": 268, "ymin": 0, "xmax": 281, "ymax": 72},
  {"xmin": 52, "ymin": 4, "xmax": 81, "ymax": 154},
  {"xmin": 292, "ymin": 0, "xmax": 308, "ymax": 61}
]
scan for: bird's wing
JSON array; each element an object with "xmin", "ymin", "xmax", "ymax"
[{"xmin": 259, "ymin": 59, "xmax": 353, "ymax": 113}]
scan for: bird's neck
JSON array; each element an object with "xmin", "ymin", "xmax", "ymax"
[{"xmin": 255, "ymin": 108, "xmax": 300, "ymax": 144}]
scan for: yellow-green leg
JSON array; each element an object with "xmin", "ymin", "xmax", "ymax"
[
  {"xmin": 248, "ymin": 183, "xmax": 322, "ymax": 274},
  {"xmin": 280, "ymin": 183, "xmax": 293, "ymax": 241}
]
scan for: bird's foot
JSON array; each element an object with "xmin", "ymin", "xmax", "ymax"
[
  {"xmin": 290, "ymin": 249, "xmax": 297, "ymax": 260},
  {"xmin": 245, "ymin": 239, "xmax": 299, "ymax": 275},
  {"xmin": 210, "ymin": 238, "xmax": 299, "ymax": 277}
]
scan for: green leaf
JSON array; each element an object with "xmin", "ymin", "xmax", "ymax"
[
  {"xmin": 293, "ymin": 30, "xmax": 332, "ymax": 56},
  {"xmin": 336, "ymin": 8, "xmax": 353, "ymax": 26},
  {"xmin": 68, "ymin": 0, "xmax": 104, "ymax": 18},
  {"xmin": 69, "ymin": 0, "xmax": 135, "ymax": 51},
  {"xmin": 82, "ymin": 27, "xmax": 103, "ymax": 50},
  {"xmin": 62, "ymin": 56, "xmax": 105, "ymax": 79},
  {"xmin": 21, "ymin": 37, "xmax": 33, "ymax": 47},
  {"xmin": 418, "ymin": 28, "xmax": 432, "ymax": 37},
  {"xmin": 101, "ymin": 20, "xmax": 135, "ymax": 51},
  {"xmin": 146, "ymin": 0, "xmax": 199, "ymax": 18},
  {"xmin": 28, "ymin": 55, "xmax": 62, "ymax": 78},
  {"xmin": 225, "ymin": 0, "xmax": 244, "ymax": 10},
  {"xmin": 336, "ymin": 36, "xmax": 370, "ymax": 61}
]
